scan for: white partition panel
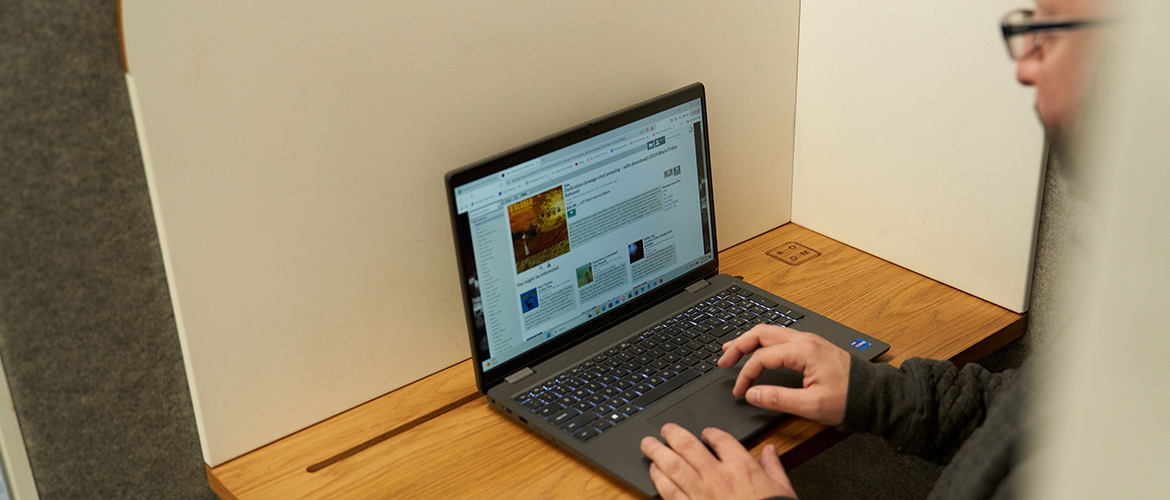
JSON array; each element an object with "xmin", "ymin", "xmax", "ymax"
[
  {"xmin": 792, "ymin": 0, "xmax": 1046, "ymax": 312},
  {"xmin": 123, "ymin": 1, "xmax": 800, "ymax": 465}
]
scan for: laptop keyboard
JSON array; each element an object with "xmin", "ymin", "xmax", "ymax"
[{"xmin": 512, "ymin": 285, "xmax": 805, "ymax": 442}]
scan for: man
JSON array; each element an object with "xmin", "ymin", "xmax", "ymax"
[{"xmin": 640, "ymin": 0, "xmax": 1112, "ymax": 498}]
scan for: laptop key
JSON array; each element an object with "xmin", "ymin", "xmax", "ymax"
[
  {"xmin": 605, "ymin": 412, "xmax": 626, "ymax": 424},
  {"xmin": 649, "ymin": 359, "xmax": 668, "ymax": 370},
  {"xmin": 562, "ymin": 412, "xmax": 599, "ymax": 433},
  {"xmin": 675, "ymin": 347, "xmax": 693, "ymax": 357},
  {"xmin": 620, "ymin": 404, "xmax": 639, "ymax": 416},
  {"xmin": 537, "ymin": 404, "xmax": 562, "ymax": 418},
  {"xmin": 523, "ymin": 398, "xmax": 544, "ymax": 410},
  {"xmin": 614, "ymin": 379, "xmax": 634, "ymax": 390},
  {"xmin": 633, "ymin": 383, "xmax": 653, "ymax": 394},
  {"xmin": 592, "ymin": 419, "xmax": 613, "ymax": 431},
  {"xmin": 551, "ymin": 408, "xmax": 579, "ymax": 426},
  {"xmin": 647, "ymin": 376, "xmax": 667, "ymax": 386},
  {"xmin": 631, "ymin": 369, "xmax": 701, "ymax": 408},
  {"xmin": 574, "ymin": 427, "xmax": 600, "ymax": 441},
  {"xmin": 573, "ymin": 401, "xmax": 594, "ymax": 412},
  {"xmin": 754, "ymin": 297, "xmax": 779, "ymax": 308},
  {"xmin": 557, "ymin": 396, "xmax": 575, "ymax": 406},
  {"xmin": 695, "ymin": 362, "xmax": 715, "ymax": 373}
]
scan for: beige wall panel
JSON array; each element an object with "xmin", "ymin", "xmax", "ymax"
[
  {"xmin": 123, "ymin": 1, "xmax": 799, "ymax": 465},
  {"xmin": 792, "ymin": 0, "xmax": 1046, "ymax": 312}
]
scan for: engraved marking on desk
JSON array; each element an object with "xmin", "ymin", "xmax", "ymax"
[
  {"xmin": 766, "ymin": 242, "xmax": 821, "ymax": 266},
  {"xmin": 306, "ymin": 392, "xmax": 481, "ymax": 473}
]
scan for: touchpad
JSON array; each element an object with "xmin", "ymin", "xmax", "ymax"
[{"xmin": 647, "ymin": 376, "xmax": 786, "ymax": 439}]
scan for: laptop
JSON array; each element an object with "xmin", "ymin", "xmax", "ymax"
[{"xmin": 444, "ymin": 83, "xmax": 889, "ymax": 496}]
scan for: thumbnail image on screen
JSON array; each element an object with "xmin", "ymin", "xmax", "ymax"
[{"xmin": 508, "ymin": 185, "xmax": 570, "ymax": 274}]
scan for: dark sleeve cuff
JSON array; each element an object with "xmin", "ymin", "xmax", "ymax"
[
  {"xmin": 839, "ymin": 355, "xmax": 896, "ymax": 433},
  {"xmin": 837, "ymin": 355, "xmax": 925, "ymax": 442}
]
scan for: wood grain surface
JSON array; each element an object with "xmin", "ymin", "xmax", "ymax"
[{"xmin": 209, "ymin": 223, "xmax": 1025, "ymax": 499}]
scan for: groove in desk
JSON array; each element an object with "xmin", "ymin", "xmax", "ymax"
[{"xmin": 306, "ymin": 392, "xmax": 481, "ymax": 472}]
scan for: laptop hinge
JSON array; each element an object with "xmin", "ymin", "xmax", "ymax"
[
  {"xmin": 505, "ymin": 367, "xmax": 535, "ymax": 385},
  {"xmin": 685, "ymin": 279, "xmax": 710, "ymax": 293}
]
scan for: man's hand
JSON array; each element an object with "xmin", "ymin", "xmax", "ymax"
[
  {"xmin": 718, "ymin": 326, "xmax": 852, "ymax": 426},
  {"xmin": 641, "ymin": 423, "xmax": 796, "ymax": 500}
]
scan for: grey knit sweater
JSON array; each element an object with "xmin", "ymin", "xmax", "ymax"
[
  {"xmin": 842, "ymin": 355, "xmax": 1035, "ymax": 500},
  {"xmin": 766, "ymin": 354, "xmax": 1036, "ymax": 500}
]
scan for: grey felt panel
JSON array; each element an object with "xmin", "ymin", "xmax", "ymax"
[{"xmin": 1, "ymin": 1, "xmax": 216, "ymax": 498}]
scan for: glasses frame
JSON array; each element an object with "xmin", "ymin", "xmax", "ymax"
[{"xmin": 1000, "ymin": 8, "xmax": 1107, "ymax": 60}]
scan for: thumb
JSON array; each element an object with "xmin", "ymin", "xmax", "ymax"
[
  {"xmin": 746, "ymin": 384, "xmax": 812, "ymax": 414},
  {"xmin": 759, "ymin": 444, "xmax": 789, "ymax": 485}
]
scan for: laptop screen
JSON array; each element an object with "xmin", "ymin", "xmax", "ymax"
[{"xmin": 450, "ymin": 93, "xmax": 715, "ymax": 373}]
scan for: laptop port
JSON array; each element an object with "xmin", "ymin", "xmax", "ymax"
[{"xmin": 518, "ymin": 416, "xmax": 528, "ymax": 425}]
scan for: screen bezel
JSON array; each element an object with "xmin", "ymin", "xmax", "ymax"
[{"xmin": 444, "ymin": 83, "xmax": 719, "ymax": 393}]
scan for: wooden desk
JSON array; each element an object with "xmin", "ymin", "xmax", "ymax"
[{"xmin": 207, "ymin": 223, "xmax": 1025, "ymax": 499}]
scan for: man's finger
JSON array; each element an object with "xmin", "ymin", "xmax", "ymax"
[
  {"xmin": 648, "ymin": 462, "xmax": 691, "ymax": 500},
  {"xmin": 731, "ymin": 345, "xmax": 810, "ymax": 396},
  {"xmin": 718, "ymin": 325, "xmax": 794, "ymax": 368},
  {"xmin": 660, "ymin": 423, "xmax": 720, "ymax": 472},
  {"xmin": 641, "ymin": 435, "xmax": 702, "ymax": 488},
  {"xmin": 745, "ymin": 384, "xmax": 817, "ymax": 415},
  {"xmin": 758, "ymin": 444, "xmax": 793, "ymax": 491},
  {"xmin": 700, "ymin": 427, "xmax": 754, "ymax": 464}
]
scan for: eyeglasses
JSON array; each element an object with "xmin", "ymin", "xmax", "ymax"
[{"xmin": 1000, "ymin": 8, "xmax": 1108, "ymax": 60}]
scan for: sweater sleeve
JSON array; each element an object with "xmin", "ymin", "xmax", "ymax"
[{"xmin": 837, "ymin": 356, "xmax": 1016, "ymax": 465}]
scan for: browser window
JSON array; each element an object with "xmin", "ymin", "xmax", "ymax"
[{"xmin": 453, "ymin": 98, "xmax": 713, "ymax": 371}]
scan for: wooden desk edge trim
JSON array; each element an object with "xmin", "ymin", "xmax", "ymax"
[{"xmin": 207, "ymin": 465, "xmax": 239, "ymax": 500}]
